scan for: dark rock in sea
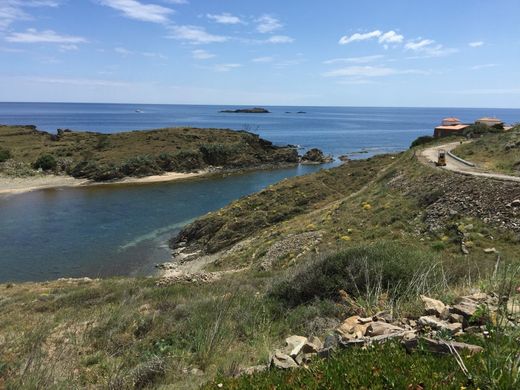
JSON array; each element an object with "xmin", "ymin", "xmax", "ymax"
[
  {"xmin": 220, "ymin": 107, "xmax": 270, "ymax": 114},
  {"xmin": 338, "ymin": 155, "xmax": 350, "ymax": 162},
  {"xmin": 297, "ymin": 111, "xmax": 306, "ymax": 114},
  {"xmin": 300, "ymin": 148, "xmax": 334, "ymax": 164}
]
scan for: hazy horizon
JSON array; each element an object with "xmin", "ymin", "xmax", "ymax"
[{"xmin": 1, "ymin": 101, "xmax": 520, "ymax": 111}]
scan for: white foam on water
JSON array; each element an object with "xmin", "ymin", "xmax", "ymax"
[{"xmin": 118, "ymin": 218, "xmax": 195, "ymax": 251}]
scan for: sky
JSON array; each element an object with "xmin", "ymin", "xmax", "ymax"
[{"xmin": 0, "ymin": 0, "xmax": 519, "ymax": 107}]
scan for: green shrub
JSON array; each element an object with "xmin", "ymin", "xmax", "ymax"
[
  {"xmin": 270, "ymin": 242, "xmax": 450, "ymax": 307},
  {"xmin": 463, "ymin": 123, "xmax": 503, "ymax": 138},
  {"xmin": 120, "ymin": 156, "xmax": 161, "ymax": 177},
  {"xmin": 410, "ymin": 135, "xmax": 435, "ymax": 148},
  {"xmin": 95, "ymin": 135, "xmax": 111, "ymax": 150},
  {"xmin": 33, "ymin": 154, "xmax": 57, "ymax": 171},
  {"xmin": 200, "ymin": 144, "xmax": 238, "ymax": 166},
  {"xmin": 0, "ymin": 148, "xmax": 11, "ymax": 162}
]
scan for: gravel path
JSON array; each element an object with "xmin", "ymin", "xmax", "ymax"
[{"xmin": 419, "ymin": 141, "xmax": 520, "ymax": 183}]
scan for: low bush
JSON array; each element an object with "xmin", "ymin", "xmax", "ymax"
[
  {"xmin": 270, "ymin": 242, "xmax": 450, "ymax": 308},
  {"xmin": 0, "ymin": 148, "xmax": 11, "ymax": 162},
  {"xmin": 410, "ymin": 135, "xmax": 435, "ymax": 148},
  {"xmin": 463, "ymin": 123, "xmax": 503, "ymax": 138},
  {"xmin": 200, "ymin": 144, "xmax": 238, "ymax": 166},
  {"xmin": 120, "ymin": 156, "xmax": 162, "ymax": 177},
  {"xmin": 33, "ymin": 154, "xmax": 57, "ymax": 171}
]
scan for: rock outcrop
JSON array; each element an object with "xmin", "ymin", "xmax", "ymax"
[{"xmin": 300, "ymin": 148, "xmax": 333, "ymax": 164}]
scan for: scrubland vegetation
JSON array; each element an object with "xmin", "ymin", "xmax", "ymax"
[
  {"xmin": 0, "ymin": 125, "xmax": 298, "ymax": 181},
  {"xmin": 1, "ymin": 134, "xmax": 520, "ymax": 389},
  {"xmin": 454, "ymin": 125, "xmax": 520, "ymax": 175}
]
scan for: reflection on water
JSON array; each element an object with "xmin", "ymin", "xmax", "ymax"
[{"xmin": 0, "ymin": 165, "xmax": 331, "ymax": 282}]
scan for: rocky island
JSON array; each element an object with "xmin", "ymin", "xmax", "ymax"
[{"xmin": 219, "ymin": 107, "xmax": 270, "ymax": 114}]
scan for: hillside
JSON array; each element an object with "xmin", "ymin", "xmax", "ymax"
[
  {"xmin": 453, "ymin": 126, "xmax": 520, "ymax": 175},
  {"xmin": 1, "ymin": 143, "xmax": 520, "ymax": 389},
  {"xmin": 0, "ymin": 125, "xmax": 298, "ymax": 181}
]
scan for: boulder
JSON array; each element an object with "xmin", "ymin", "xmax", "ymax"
[
  {"xmin": 418, "ymin": 316, "xmax": 462, "ymax": 334},
  {"xmin": 373, "ymin": 311, "xmax": 393, "ymax": 323},
  {"xmin": 301, "ymin": 336, "xmax": 323, "ymax": 354},
  {"xmin": 339, "ymin": 155, "xmax": 350, "ymax": 162},
  {"xmin": 451, "ymin": 299, "xmax": 478, "ymax": 320},
  {"xmin": 300, "ymin": 148, "xmax": 333, "ymax": 164},
  {"xmin": 511, "ymin": 199, "xmax": 520, "ymax": 208},
  {"xmin": 336, "ymin": 316, "xmax": 370, "ymax": 340},
  {"xmin": 420, "ymin": 295, "xmax": 448, "ymax": 318},
  {"xmin": 285, "ymin": 335, "xmax": 307, "ymax": 357},
  {"xmin": 270, "ymin": 351, "xmax": 298, "ymax": 369},
  {"xmin": 366, "ymin": 322, "xmax": 404, "ymax": 337},
  {"xmin": 448, "ymin": 313, "xmax": 464, "ymax": 324},
  {"xmin": 483, "ymin": 248, "xmax": 498, "ymax": 254}
]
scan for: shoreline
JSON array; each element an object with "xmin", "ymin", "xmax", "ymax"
[
  {"xmin": 0, "ymin": 162, "xmax": 303, "ymax": 197},
  {"xmin": 0, "ymin": 170, "xmax": 208, "ymax": 196}
]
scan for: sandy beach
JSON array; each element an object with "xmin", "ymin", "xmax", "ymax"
[{"xmin": 0, "ymin": 171, "xmax": 207, "ymax": 196}]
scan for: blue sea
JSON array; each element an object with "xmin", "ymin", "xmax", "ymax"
[{"xmin": 1, "ymin": 103, "xmax": 519, "ymax": 282}]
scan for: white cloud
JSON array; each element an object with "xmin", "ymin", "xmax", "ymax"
[
  {"xmin": 207, "ymin": 13, "xmax": 244, "ymax": 25},
  {"xmin": 273, "ymin": 58, "xmax": 305, "ymax": 69},
  {"xmin": 379, "ymin": 30, "xmax": 403, "ymax": 44},
  {"xmin": 323, "ymin": 55, "xmax": 385, "ymax": 65},
  {"xmin": 59, "ymin": 44, "xmax": 78, "ymax": 51},
  {"xmin": 324, "ymin": 65, "xmax": 396, "ymax": 78},
  {"xmin": 213, "ymin": 63, "xmax": 242, "ymax": 72},
  {"xmin": 266, "ymin": 35, "xmax": 293, "ymax": 44},
  {"xmin": 469, "ymin": 41, "xmax": 484, "ymax": 48},
  {"xmin": 115, "ymin": 46, "xmax": 132, "ymax": 55},
  {"xmin": 162, "ymin": 0, "xmax": 187, "ymax": 3},
  {"xmin": 115, "ymin": 46, "xmax": 166, "ymax": 58},
  {"xmin": 0, "ymin": 0, "xmax": 60, "ymax": 30},
  {"xmin": 25, "ymin": 76, "xmax": 133, "ymax": 87},
  {"xmin": 192, "ymin": 49, "xmax": 215, "ymax": 59},
  {"xmin": 405, "ymin": 38, "xmax": 457, "ymax": 58},
  {"xmin": 405, "ymin": 39, "xmax": 434, "ymax": 50},
  {"xmin": 252, "ymin": 56, "xmax": 274, "ymax": 63},
  {"xmin": 5, "ymin": 28, "xmax": 87, "ymax": 43},
  {"xmin": 471, "ymin": 63, "xmax": 497, "ymax": 70},
  {"xmin": 167, "ymin": 25, "xmax": 228, "ymax": 44},
  {"xmin": 323, "ymin": 65, "xmax": 428, "ymax": 78},
  {"xmin": 339, "ymin": 30, "xmax": 382, "ymax": 45},
  {"xmin": 100, "ymin": 0, "xmax": 174, "ymax": 24},
  {"xmin": 256, "ymin": 15, "xmax": 282, "ymax": 33}
]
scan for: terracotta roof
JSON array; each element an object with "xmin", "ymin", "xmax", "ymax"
[
  {"xmin": 477, "ymin": 117, "xmax": 502, "ymax": 122},
  {"xmin": 442, "ymin": 117, "xmax": 461, "ymax": 122},
  {"xmin": 435, "ymin": 125, "xmax": 469, "ymax": 131}
]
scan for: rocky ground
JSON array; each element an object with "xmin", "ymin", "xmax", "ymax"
[{"xmin": 246, "ymin": 292, "xmax": 519, "ymax": 374}]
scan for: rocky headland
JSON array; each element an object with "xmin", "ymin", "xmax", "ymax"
[{"xmin": 0, "ymin": 125, "xmax": 297, "ymax": 186}]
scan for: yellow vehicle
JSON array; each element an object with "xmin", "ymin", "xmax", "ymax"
[{"xmin": 436, "ymin": 150, "xmax": 447, "ymax": 167}]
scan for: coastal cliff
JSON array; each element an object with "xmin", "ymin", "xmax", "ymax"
[{"xmin": 0, "ymin": 125, "xmax": 298, "ymax": 182}]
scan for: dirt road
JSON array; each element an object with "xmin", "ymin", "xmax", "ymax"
[{"xmin": 419, "ymin": 141, "xmax": 520, "ymax": 183}]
